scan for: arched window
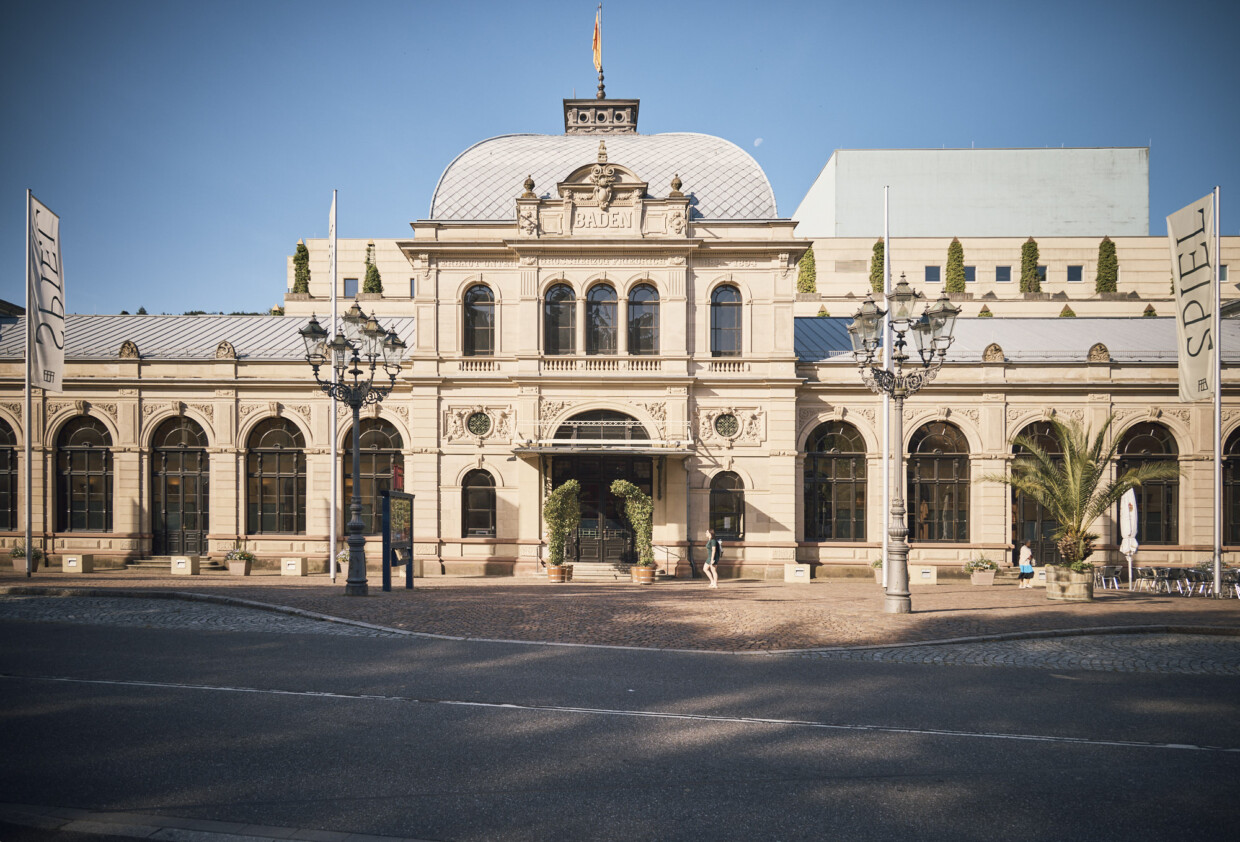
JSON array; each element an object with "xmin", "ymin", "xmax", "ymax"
[
  {"xmin": 151, "ymin": 417, "xmax": 210, "ymax": 555},
  {"xmin": 246, "ymin": 418, "xmax": 306, "ymax": 534},
  {"xmin": 1117, "ymin": 422, "xmax": 1178, "ymax": 545},
  {"xmin": 1226, "ymin": 428, "xmax": 1240, "ymax": 545},
  {"xmin": 628, "ymin": 284, "xmax": 660, "ymax": 356},
  {"xmin": 908, "ymin": 422, "xmax": 969, "ymax": 542},
  {"xmin": 463, "ymin": 284, "xmax": 495, "ymax": 356},
  {"xmin": 0, "ymin": 418, "xmax": 15, "ymax": 531},
  {"xmin": 56, "ymin": 416, "xmax": 113, "ymax": 532},
  {"xmin": 710, "ymin": 285, "xmax": 742, "ymax": 357},
  {"xmin": 1012, "ymin": 421, "xmax": 1065, "ymax": 566},
  {"xmin": 710, "ymin": 472, "xmax": 745, "ymax": 539},
  {"xmin": 804, "ymin": 421, "xmax": 866, "ymax": 542},
  {"xmin": 341, "ymin": 418, "xmax": 404, "ymax": 535},
  {"xmin": 586, "ymin": 284, "xmax": 617, "ymax": 355},
  {"xmin": 544, "ymin": 284, "xmax": 576, "ymax": 355},
  {"xmin": 462, "ymin": 469, "xmax": 496, "ymax": 537}
]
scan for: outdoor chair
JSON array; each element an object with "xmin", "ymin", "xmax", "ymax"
[
  {"xmin": 1225, "ymin": 569, "xmax": 1240, "ymax": 599},
  {"xmin": 1166, "ymin": 567, "xmax": 1191, "ymax": 596},
  {"xmin": 1102, "ymin": 566, "xmax": 1121, "ymax": 589},
  {"xmin": 1133, "ymin": 567, "xmax": 1157, "ymax": 592},
  {"xmin": 1152, "ymin": 567, "xmax": 1173, "ymax": 594}
]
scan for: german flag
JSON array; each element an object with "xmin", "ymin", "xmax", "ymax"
[{"xmin": 592, "ymin": 5, "xmax": 602, "ymax": 72}]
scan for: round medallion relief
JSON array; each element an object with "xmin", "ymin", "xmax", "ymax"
[
  {"xmin": 467, "ymin": 412, "xmax": 492, "ymax": 436},
  {"xmin": 714, "ymin": 413, "xmax": 739, "ymax": 438}
]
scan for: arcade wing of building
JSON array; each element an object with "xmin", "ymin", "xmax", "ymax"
[{"xmin": 0, "ymin": 97, "xmax": 1237, "ymax": 576}]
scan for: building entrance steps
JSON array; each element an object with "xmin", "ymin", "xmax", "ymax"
[{"xmin": 567, "ymin": 561, "xmax": 631, "ymax": 581}]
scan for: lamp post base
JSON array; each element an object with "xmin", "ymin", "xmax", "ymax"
[
  {"xmin": 344, "ymin": 582, "xmax": 369, "ymax": 597},
  {"xmin": 884, "ymin": 593, "xmax": 912, "ymax": 614}
]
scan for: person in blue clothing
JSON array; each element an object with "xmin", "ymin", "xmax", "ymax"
[
  {"xmin": 703, "ymin": 528, "xmax": 721, "ymax": 589},
  {"xmin": 1018, "ymin": 540, "xmax": 1036, "ymax": 588}
]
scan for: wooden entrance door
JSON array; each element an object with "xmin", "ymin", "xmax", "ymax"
[
  {"xmin": 551, "ymin": 454, "xmax": 653, "ymax": 564},
  {"xmin": 151, "ymin": 418, "xmax": 209, "ymax": 556}
]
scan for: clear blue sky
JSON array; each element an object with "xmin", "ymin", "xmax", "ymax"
[{"xmin": 3, "ymin": 0, "xmax": 1238, "ymax": 315}]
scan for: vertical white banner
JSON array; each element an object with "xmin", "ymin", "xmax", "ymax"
[
  {"xmin": 1167, "ymin": 193, "xmax": 1216, "ymax": 403},
  {"xmin": 28, "ymin": 193, "xmax": 65, "ymax": 393}
]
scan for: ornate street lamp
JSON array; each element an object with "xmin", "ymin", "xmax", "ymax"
[
  {"xmin": 300, "ymin": 311, "xmax": 407, "ymax": 596},
  {"xmin": 849, "ymin": 275, "xmax": 960, "ymax": 614}
]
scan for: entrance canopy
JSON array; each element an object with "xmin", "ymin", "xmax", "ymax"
[{"xmin": 513, "ymin": 410, "xmax": 692, "ymax": 456}]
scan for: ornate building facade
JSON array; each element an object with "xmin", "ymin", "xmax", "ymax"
[{"xmin": 1, "ymin": 96, "xmax": 1237, "ymax": 577}]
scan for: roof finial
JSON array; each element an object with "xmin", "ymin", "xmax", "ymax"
[{"xmin": 597, "ymin": 141, "xmax": 608, "ymax": 164}]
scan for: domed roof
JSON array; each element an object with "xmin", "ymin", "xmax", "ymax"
[{"xmin": 429, "ymin": 132, "xmax": 778, "ymax": 221}]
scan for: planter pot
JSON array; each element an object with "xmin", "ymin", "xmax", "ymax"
[
  {"xmin": 228, "ymin": 559, "xmax": 252, "ymax": 576},
  {"xmin": 631, "ymin": 565, "xmax": 656, "ymax": 585},
  {"xmin": 970, "ymin": 570, "xmax": 996, "ymax": 586},
  {"xmin": 12, "ymin": 557, "xmax": 39, "ymax": 572},
  {"xmin": 1045, "ymin": 566, "xmax": 1094, "ymax": 602},
  {"xmin": 547, "ymin": 565, "xmax": 567, "ymax": 583}
]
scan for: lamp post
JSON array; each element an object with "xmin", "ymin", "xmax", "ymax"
[
  {"xmin": 849, "ymin": 274, "xmax": 960, "ymax": 614},
  {"xmin": 300, "ymin": 303, "xmax": 407, "ymax": 596}
]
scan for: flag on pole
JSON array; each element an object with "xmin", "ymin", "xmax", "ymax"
[
  {"xmin": 328, "ymin": 191, "xmax": 339, "ymax": 581},
  {"xmin": 1167, "ymin": 192, "xmax": 1217, "ymax": 402},
  {"xmin": 592, "ymin": 5, "xmax": 602, "ymax": 72},
  {"xmin": 28, "ymin": 193, "xmax": 65, "ymax": 393}
]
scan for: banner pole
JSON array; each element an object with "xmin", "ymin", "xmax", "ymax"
[
  {"xmin": 1214, "ymin": 186, "xmax": 1222, "ymax": 597},
  {"xmin": 329, "ymin": 190, "xmax": 339, "ymax": 582},
  {"xmin": 882, "ymin": 186, "xmax": 891, "ymax": 589},
  {"xmin": 24, "ymin": 190, "xmax": 33, "ymax": 577}
]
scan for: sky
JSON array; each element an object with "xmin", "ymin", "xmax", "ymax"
[{"xmin": 3, "ymin": 0, "xmax": 1238, "ymax": 315}]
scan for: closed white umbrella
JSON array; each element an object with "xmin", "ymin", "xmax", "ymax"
[{"xmin": 1120, "ymin": 488, "xmax": 1139, "ymax": 590}]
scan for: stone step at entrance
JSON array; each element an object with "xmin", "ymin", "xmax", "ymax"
[
  {"xmin": 567, "ymin": 561, "xmax": 632, "ymax": 581},
  {"xmin": 126, "ymin": 556, "xmax": 226, "ymax": 572}
]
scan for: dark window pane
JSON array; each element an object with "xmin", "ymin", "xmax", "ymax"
[
  {"xmin": 907, "ymin": 423, "xmax": 969, "ymax": 542},
  {"xmin": 56, "ymin": 417, "xmax": 113, "ymax": 533}
]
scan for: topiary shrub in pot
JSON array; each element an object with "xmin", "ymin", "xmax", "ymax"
[
  {"xmin": 611, "ymin": 479, "xmax": 655, "ymax": 583},
  {"xmin": 543, "ymin": 480, "xmax": 581, "ymax": 582}
]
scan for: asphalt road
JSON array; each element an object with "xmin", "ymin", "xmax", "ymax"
[{"xmin": 1, "ymin": 604, "xmax": 1238, "ymax": 841}]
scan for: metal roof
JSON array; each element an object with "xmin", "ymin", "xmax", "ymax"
[
  {"xmin": 0, "ymin": 314, "xmax": 417, "ymax": 361},
  {"xmin": 795, "ymin": 316, "xmax": 1240, "ymax": 364},
  {"xmin": 429, "ymin": 133, "xmax": 778, "ymax": 221}
]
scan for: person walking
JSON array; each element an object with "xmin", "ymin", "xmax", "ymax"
[
  {"xmin": 703, "ymin": 528, "xmax": 721, "ymax": 589},
  {"xmin": 1018, "ymin": 540, "xmax": 1036, "ymax": 588}
]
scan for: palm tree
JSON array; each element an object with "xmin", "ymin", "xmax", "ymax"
[{"xmin": 983, "ymin": 415, "xmax": 1181, "ymax": 568}]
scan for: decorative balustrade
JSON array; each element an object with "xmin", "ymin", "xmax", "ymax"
[{"xmin": 540, "ymin": 357, "xmax": 664, "ymax": 374}]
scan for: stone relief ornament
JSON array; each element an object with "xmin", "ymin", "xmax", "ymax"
[
  {"xmin": 1, "ymin": 403, "xmax": 21, "ymax": 422},
  {"xmin": 541, "ymin": 400, "xmax": 569, "ymax": 420},
  {"xmin": 444, "ymin": 406, "xmax": 514, "ymax": 442},
  {"xmin": 187, "ymin": 403, "xmax": 214, "ymax": 422},
  {"xmin": 118, "ymin": 340, "xmax": 140, "ymax": 359},
  {"xmin": 591, "ymin": 141, "xmax": 617, "ymax": 211},
  {"xmin": 518, "ymin": 208, "xmax": 539, "ymax": 237},
  {"xmin": 215, "ymin": 340, "xmax": 236, "ymax": 360},
  {"xmin": 668, "ymin": 210, "xmax": 685, "ymax": 235},
  {"xmin": 698, "ymin": 407, "xmax": 765, "ymax": 445},
  {"xmin": 982, "ymin": 343, "xmax": 1005, "ymax": 363},
  {"xmin": 1087, "ymin": 343, "xmax": 1111, "ymax": 363}
]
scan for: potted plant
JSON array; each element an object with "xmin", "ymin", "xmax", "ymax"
[
  {"xmin": 225, "ymin": 548, "xmax": 256, "ymax": 576},
  {"xmin": 612, "ymin": 479, "xmax": 655, "ymax": 584},
  {"xmin": 964, "ymin": 556, "xmax": 998, "ymax": 585},
  {"xmin": 983, "ymin": 414, "xmax": 1181, "ymax": 603},
  {"xmin": 543, "ymin": 480, "xmax": 580, "ymax": 583},
  {"xmin": 871, "ymin": 558, "xmax": 884, "ymax": 584},
  {"xmin": 10, "ymin": 542, "xmax": 44, "ymax": 572}
]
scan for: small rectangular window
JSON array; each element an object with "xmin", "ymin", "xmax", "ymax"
[
  {"xmin": 344, "ymin": 278, "xmax": 358, "ymax": 298},
  {"xmin": 924, "ymin": 266, "xmax": 941, "ymax": 284},
  {"xmin": 964, "ymin": 266, "xmax": 976, "ymax": 284},
  {"xmin": 995, "ymin": 266, "xmax": 1011, "ymax": 283},
  {"xmin": 1036, "ymin": 266, "xmax": 1047, "ymax": 284},
  {"xmin": 1067, "ymin": 265, "xmax": 1083, "ymax": 283},
  {"xmin": 1221, "ymin": 265, "xmax": 1229, "ymax": 282},
  {"xmin": 409, "ymin": 277, "xmax": 416, "ymax": 298}
]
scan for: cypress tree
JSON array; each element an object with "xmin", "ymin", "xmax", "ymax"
[
  {"xmin": 868, "ymin": 239, "xmax": 884, "ymax": 293},
  {"xmin": 1059, "ymin": 305, "xmax": 1076, "ymax": 317},
  {"xmin": 977, "ymin": 304, "xmax": 993, "ymax": 317},
  {"xmin": 363, "ymin": 241, "xmax": 383, "ymax": 294},
  {"xmin": 1020, "ymin": 237, "xmax": 1041, "ymax": 293},
  {"xmin": 797, "ymin": 247, "xmax": 817, "ymax": 294},
  {"xmin": 293, "ymin": 240, "xmax": 310, "ymax": 294},
  {"xmin": 1095, "ymin": 236, "xmax": 1117, "ymax": 293},
  {"xmin": 945, "ymin": 238, "xmax": 965, "ymax": 293}
]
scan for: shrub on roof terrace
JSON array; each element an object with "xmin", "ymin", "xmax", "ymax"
[
  {"xmin": 868, "ymin": 239, "xmax": 885, "ymax": 293},
  {"xmin": 1095, "ymin": 236, "xmax": 1118, "ymax": 293},
  {"xmin": 293, "ymin": 240, "xmax": 311, "ymax": 294},
  {"xmin": 363, "ymin": 242, "xmax": 383, "ymax": 294},
  {"xmin": 797, "ymin": 247, "xmax": 817, "ymax": 294},
  {"xmin": 945, "ymin": 238, "xmax": 966, "ymax": 293},
  {"xmin": 1020, "ymin": 238, "xmax": 1041, "ymax": 293}
]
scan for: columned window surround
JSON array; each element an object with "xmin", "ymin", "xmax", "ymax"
[
  {"xmin": 628, "ymin": 283, "xmax": 659, "ymax": 355},
  {"xmin": 544, "ymin": 284, "xmax": 576, "ymax": 355},
  {"xmin": 463, "ymin": 284, "xmax": 495, "ymax": 356},
  {"xmin": 710, "ymin": 285, "xmax": 742, "ymax": 357},
  {"xmin": 586, "ymin": 284, "xmax": 618, "ymax": 355}
]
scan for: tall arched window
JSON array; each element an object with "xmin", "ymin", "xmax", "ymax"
[
  {"xmin": 1012, "ymin": 421, "xmax": 1064, "ymax": 566},
  {"xmin": 586, "ymin": 284, "xmax": 617, "ymax": 355},
  {"xmin": 341, "ymin": 418, "xmax": 404, "ymax": 535},
  {"xmin": 544, "ymin": 284, "xmax": 576, "ymax": 355},
  {"xmin": 628, "ymin": 284, "xmax": 660, "ymax": 355},
  {"xmin": 0, "ymin": 418, "xmax": 15, "ymax": 531},
  {"xmin": 710, "ymin": 285, "xmax": 742, "ymax": 357},
  {"xmin": 710, "ymin": 472, "xmax": 745, "ymax": 539},
  {"xmin": 804, "ymin": 421, "xmax": 866, "ymax": 542},
  {"xmin": 1226, "ymin": 428, "xmax": 1240, "ymax": 545},
  {"xmin": 151, "ymin": 416, "xmax": 210, "ymax": 555},
  {"xmin": 1117, "ymin": 422, "xmax": 1178, "ymax": 545},
  {"xmin": 462, "ymin": 469, "xmax": 496, "ymax": 538},
  {"xmin": 463, "ymin": 284, "xmax": 495, "ymax": 356},
  {"xmin": 908, "ymin": 422, "xmax": 969, "ymax": 542},
  {"xmin": 246, "ymin": 418, "xmax": 306, "ymax": 534},
  {"xmin": 56, "ymin": 416, "xmax": 113, "ymax": 532}
]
